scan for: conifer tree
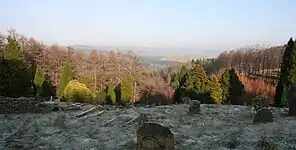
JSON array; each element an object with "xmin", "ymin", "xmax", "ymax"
[
  {"xmin": 121, "ymin": 75, "xmax": 134, "ymax": 104},
  {"xmin": 4, "ymin": 35, "xmax": 23, "ymax": 60},
  {"xmin": 107, "ymin": 84, "xmax": 116, "ymax": 104},
  {"xmin": 57, "ymin": 61, "xmax": 73, "ymax": 98},
  {"xmin": 219, "ymin": 68, "xmax": 245, "ymax": 105},
  {"xmin": 208, "ymin": 75, "xmax": 222, "ymax": 104},
  {"xmin": 228, "ymin": 68, "xmax": 245, "ymax": 105},
  {"xmin": 34, "ymin": 68, "xmax": 45, "ymax": 96},
  {"xmin": 0, "ymin": 35, "xmax": 32, "ymax": 97},
  {"xmin": 178, "ymin": 65, "xmax": 189, "ymax": 83},
  {"xmin": 184, "ymin": 64, "xmax": 208, "ymax": 93},
  {"xmin": 220, "ymin": 69, "xmax": 231, "ymax": 104},
  {"xmin": 275, "ymin": 38, "xmax": 295, "ymax": 106}
]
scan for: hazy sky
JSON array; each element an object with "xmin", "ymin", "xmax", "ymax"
[{"xmin": 0, "ymin": 0, "xmax": 295, "ymax": 51}]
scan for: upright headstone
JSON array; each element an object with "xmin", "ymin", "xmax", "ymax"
[
  {"xmin": 189, "ymin": 100, "xmax": 200, "ymax": 114},
  {"xmin": 253, "ymin": 108, "xmax": 273, "ymax": 123},
  {"xmin": 136, "ymin": 123, "xmax": 174, "ymax": 150},
  {"xmin": 182, "ymin": 97, "xmax": 191, "ymax": 104},
  {"xmin": 287, "ymin": 85, "xmax": 296, "ymax": 116}
]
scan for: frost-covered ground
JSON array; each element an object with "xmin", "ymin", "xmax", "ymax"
[{"xmin": 1, "ymin": 104, "xmax": 296, "ymax": 150}]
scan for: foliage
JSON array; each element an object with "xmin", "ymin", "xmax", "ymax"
[
  {"xmin": 220, "ymin": 69, "xmax": 231, "ymax": 104},
  {"xmin": 94, "ymin": 90, "xmax": 106, "ymax": 104},
  {"xmin": 121, "ymin": 75, "xmax": 134, "ymax": 105},
  {"xmin": 275, "ymin": 38, "xmax": 296, "ymax": 107},
  {"xmin": 107, "ymin": 84, "xmax": 116, "ymax": 104},
  {"xmin": 208, "ymin": 75, "xmax": 222, "ymax": 104},
  {"xmin": 228, "ymin": 68, "xmax": 245, "ymax": 105},
  {"xmin": 34, "ymin": 68, "xmax": 45, "ymax": 96},
  {"xmin": 57, "ymin": 61, "xmax": 73, "ymax": 98},
  {"xmin": 178, "ymin": 65, "xmax": 189, "ymax": 83},
  {"xmin": 239, "ymin": 75, "xmax": 275, "ymax": 105},
  {"xmin": 63, "ymin": 80, "xmax": 92, "ymax": 102},
  {"xmin": 0, "ymin": 36, "xmax": 33, "ymax": 97},
  {"xmin": 220, "ymin": 68, "xmax": 245, "ymax": 105},
  {"xmin": 184, "ymin": 64, "xmax": 209, "ymax": 94},
  {"xmin": 41, "ymin": 74, "xmax": 55, "ymax": 97},
  {"xmin": 4, "ymin": 35, "xmax": 23, "ymax": 60}
]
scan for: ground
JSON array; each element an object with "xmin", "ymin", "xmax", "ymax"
[{"xmin": 1, "ymin": 104, "xmax": 296, "ymax": 150}]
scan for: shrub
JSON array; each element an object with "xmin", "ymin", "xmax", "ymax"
[
  {"xmin": 63, "ymin": 80, "xmax": 92, "ymax": 102},
  {"xmin": 94, "ymin": 90, "xmax": 106, "ymax": 105},
  {"xmin": 107, "ymin": 84, "xmax": 116, "ymax": 105}
]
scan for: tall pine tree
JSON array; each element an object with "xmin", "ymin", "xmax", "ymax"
[
  {"xmin": 208, "ymin": 75, "xmax": 222, "ymax": 104},
  {"xmin": 57, "ymin": 61, "xmax": 73, "ymax": 98},
  {"xmin": 220, "ymin": 69, "xmax": 230, "ymax": 104},
  {"xmin": 275, "ymin": 38, "xmax": 295, "ymax": 107},
  {"xmin": 121, "ymin": 75, "xmax": 134, "ymax": 105}
]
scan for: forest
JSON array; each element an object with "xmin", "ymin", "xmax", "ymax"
[{"xmin": 0, "ymin": 29, "xmax": 295, "ymax": 109}]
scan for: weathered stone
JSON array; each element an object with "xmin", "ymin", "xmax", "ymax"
[
  {"xmin": 253, "ymin": 108, "xmax": 273, "ymax": 123},
  {"xmin": 54, "ymin": 114, "xmax": 66, "ymax": 128},
  {"xmin": 136, "ymin": 122, "xmax": 174, "ymax": 150},
  {"xmin": 287, "ymin": 85, "xmax": 296, "ymax": 116},
  {"xmin": 182, "ymin": 97, "xmax": 191, "ymax": 104},
  {"xmin": 189, "ymin": 100, "xmax": 200, "ymax": 114},
  {"xmin": 137, "ymin": 113, "xmax": 149, "ymax": 128}
]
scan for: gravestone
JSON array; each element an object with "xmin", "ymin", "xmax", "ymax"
[
  {"xmin": 253, "ymin": 108, "xmax": 273, "ymax": 123},
  {"xmin": 182, "ymin": 97, "xmax": 191, "ymax": 104},
  {"xmin": 189, "ymin": 100, "xmax": 200, "ymax": 114},
  {"xmin": 136, "ymin": 122, "xmax": 174, "ymax": 150},
  {"xmin": 287, "ymin": 85, "xmax": 296, "ymax": 116},
  {"xmin": 137, "ymin": 113, "xmax": 149, "ymax": 129}
]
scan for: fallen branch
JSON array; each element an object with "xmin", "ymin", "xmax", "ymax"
[
  {"xmin": 76, "ymin": 105, "xmax": 104, "ymax": 118},
  {"xmin": 80, "ymin": 110, "xmax": 106, "ymax": 119},
  {"xmin": 63, "ymin": 106, "xmax": 81, "ymax": 111},
  {"xmin": 103, "ymin": 117, "xmax": 117, "ymax": 127},
  {"xmin": 124, "ymin": 116, "xmax": 138, "ymax": 126}
]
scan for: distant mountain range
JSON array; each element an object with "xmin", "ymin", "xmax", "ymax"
[{"xmin": 71, "ymin": 44, "xmax": 221, "ymax": 68}]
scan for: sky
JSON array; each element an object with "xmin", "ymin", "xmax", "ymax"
[{"xmin": 0, "ymin": 0, "xmax": 296, "ymax": 53}]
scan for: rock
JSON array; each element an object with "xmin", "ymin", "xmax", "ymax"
[
  {"xmin": 287, "ymin": 85, "xmax": 296, "ymax": 116},
  {"xmin": 189, "ymin": 100, "xmax": 200, "ymax": 114},
  {"xmin": 182, "ymin": 97, "xmax": 191, "ymax": 104},
  {"xmin": 253, "ymin": 108, "xmax": 273, "ymax": 123},
  {"xmin": 136, "ymin": 122, "xmax": 174, "ymax": 150},
  {"xmin": 137, "ymin": 113, "xmax": 149, "ymax": 128},
  {"xmin": 251, "ymin": 94, "xmax": 269, "ymax": 115},
  {"xmin": 54, "ymin": 114, "xmax": 66, "ymax": 128}
]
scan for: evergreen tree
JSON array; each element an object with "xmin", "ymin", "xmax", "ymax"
[
  {"xmin": 121, "ymin": 75, "xmax": 134, "ymax": 104},
  {"xmin": 220, "ymin": 69, "xmax": 231, "ymax": 104},
  {"xmin": 34, "ymin": 68, "xmax": 45, "ymax": 96},
  {"xmin": 178, "ymin": 65, "xmax": 189, "ymax": 83},
  {"xmin": 219, "ymin": 68, "xmax": 245, "ymax": 105},
  {"xmin": 41, "ymin": 74, "xmax": 55, "ymax": 97},
  {"xmin": 183, "ymin": 64, "xmax": 210, "ymax": 102},
  {"xmin": 208, "ymin": 75, "xmax": 222, "ymax": 104},
  {"xmin": 275, "ymin": 38, "xmax": 295, "ymax": 106},
  {"xmin": 184, "ymin": 64, "xmax": 208, "ymax": 93},
  {"xmin": 57, "ymin": 62, "xmax": 73, "ymax": 98},
  {"xmin": 0, "ymin": 35, "xmax": 32, "ymax": 97},
  {"xmin": 228, "ymin": 68, "xmax": 245, "ymax": 105},
  {"xmin": 3, "ymin": 35, "xmax": 23, "ymax": 60},
  {"xmin": 107, "ymin": 84, "xmax": 116, "ymax": 104}
]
